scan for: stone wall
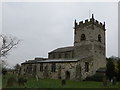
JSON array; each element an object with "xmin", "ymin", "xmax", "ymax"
[
  {"xmin": 20, "ymin": 56, "xmax": 99, "ymax": 81},
  {"xmin": 21, "ymin": 61, "xmax": 92, "ymax": 80},
  {"xmin": 48, "ymin": 51, "xmax": 74, "ymax": 59},
  {"xmin": 20, "ymin": 16, "xmax": 106, "ymax": 81},
  {"xmin": 74, "ymin": 17, "xmax": 106, "ymax": 79},
  {"xmin": 36, "ymin": 62, "xmax": 78, "ymax": 80},
  {"xmin": 74, "ymin": 22, "xmax": 106, "ymax": 58},
  {"xmin": 74, "ymin": 44, "xmax": 92, "ymax": 58}
]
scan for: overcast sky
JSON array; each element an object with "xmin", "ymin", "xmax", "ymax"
[{"xmin": 2, "ymin": 2, "xmax": 118, "ymax": 67}]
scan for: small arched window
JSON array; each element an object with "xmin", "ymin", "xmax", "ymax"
[
  {"xmin": 40, "ymin": 63, "xmax": 43, "ymax": 72},
  {"xmin": 81, "ymin": 34, "xmax": 86, "ymax": 41},
  {"xmin": 51, "ymin": 63, "xmax": 56, "ymax": 72},
  {"xmin": 98, "ymin": 34, "xmax": 101, "ymax": 42},
  {"xmin": 85, "ymin": 62, "xmax": 89, "ymax": 72}
]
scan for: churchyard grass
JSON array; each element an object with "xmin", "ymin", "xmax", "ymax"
[{"xmin": 2, "ymin": 73, "xmax": 120, "ymax": 88}]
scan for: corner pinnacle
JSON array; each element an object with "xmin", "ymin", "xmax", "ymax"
[{"xmin": 92, "ymin": 14, "xmax": 94, "ymax": 19}]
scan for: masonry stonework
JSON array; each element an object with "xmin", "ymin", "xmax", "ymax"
[{"xmin": 20, "ymin": 14, "xmax": 106, "ymax": 81}]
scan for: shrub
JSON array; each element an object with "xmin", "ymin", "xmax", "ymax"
[
  {"xmin": 61, "ymin": 79, "xmax": 66, "ymax": 86},
  {"xmin": 85, "ymin": 74, "xmax": 104, "ymax": 81},
  {"xmin": 6, "ymin": 77, "xmax": 17, "ymax": 87},
  {"xmin": 2, "ymin": 68, "xmax": 7, "ymax": 76},
  {"xmin": 17, "ymin": 76, "xmax": 27, "ymax": 86}
]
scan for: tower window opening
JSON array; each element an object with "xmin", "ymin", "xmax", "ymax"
[
  {"xmin": 81, "ymin": 34, "xmax": 86, "ymax": 41},
  {"xmin": 98, "ymin": 34, "xmax": 101, "ymax": 42},
  {"xmin": 85, "ymin": 62, "xmax": 89, "ymax": 72}
]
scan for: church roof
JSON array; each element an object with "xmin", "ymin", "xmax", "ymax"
[
  {"xmin": 37, "ymin": 59, "xmax": 78, "ymax": 63},
  {"xmin": 49, "ymin": 46, "xmax": 74, "ymax": 53},
  {"xmin": 21, "ymin": 59, "xmax": 79, "ymax": 64},
  {"xmin": 21, "ymin": 55, "xmax": 93, "ymax": 65}
]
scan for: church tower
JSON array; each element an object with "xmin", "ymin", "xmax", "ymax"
[{"xmin": 74, "ymin": 14, "xmax": 106, "ymax": 71}]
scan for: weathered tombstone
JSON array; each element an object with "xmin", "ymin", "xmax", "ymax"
[
  {"xmin": 61, "ymin": 79, "xmax": 66, "ymax": 86},
  {"xmin": 102, "ymin": 76, "xmax": 108, "ymax": 86},
  {"xmin": 111, "ymin": 79, "xmax": 113, "ymax": 83},
  {"xmin": 35, "ymin": 75, "xmax": 38, "ymax": 81}
]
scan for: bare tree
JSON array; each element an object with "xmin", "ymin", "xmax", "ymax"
[
  {"xmin": 0, "ymin": 34, "xmax": 20, "ymax": 58},
  {"xmin": 1, "ymin": 60, "xmax": 8, "ymax": 69},
  {"xmin": 1, "ymin": 60, "xmax": 8, "ymax": 75},
  {"xmin": 14, "ymin": 64, "xmax": 20, "ymax": 70},
  {"xmin": 14, "ymin": 63, "xmax": 21, "ymax": 75}
]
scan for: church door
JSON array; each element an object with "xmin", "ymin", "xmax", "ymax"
[{"xmin": 65, "ymin": 71, "xmax": 70, "ymax": 80}]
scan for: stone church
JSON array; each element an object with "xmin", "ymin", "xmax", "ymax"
[{"xmin": 20, "ymin": 14, "xmax": 106, "ymax": 81}]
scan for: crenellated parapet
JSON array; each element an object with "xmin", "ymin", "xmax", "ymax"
[{"xmin": 74, "ymin": 14, "xmax": 105, "ymax": 30}]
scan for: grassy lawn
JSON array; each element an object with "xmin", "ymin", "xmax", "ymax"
[
  {"xmin": 2, "ymin": 73, "xmax": 120, "ymax": 88},
  {"xmin": 0, "ymin": 75, "xmax": 2, "ymax": 89}
]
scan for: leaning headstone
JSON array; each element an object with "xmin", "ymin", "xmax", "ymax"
[
  {"xmin": 35, "ymin": 75, "xmax": 38, "ymax": 81},
  {"xmin": 111, "ymin": 79, "xmax": 113, "ymax": 83},
  {"xmin": 102, "ymin": 77, "xmax": 108, "ymax": 86},
  {"xmin": 61, "ymin": 79, "xmax": 66, "ymax": 86}
]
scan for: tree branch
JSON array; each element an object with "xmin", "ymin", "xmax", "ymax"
[{"xmin": 0, "ymin": 34, "xmax": 20, "ymax": 58}]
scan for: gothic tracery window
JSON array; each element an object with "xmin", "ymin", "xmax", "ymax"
[{"xmin": 81, "ymin": 34, "xmax": 86, "ymax": 41}]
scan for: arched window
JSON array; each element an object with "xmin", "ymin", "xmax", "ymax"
[
  {"xmin": 81, "ymin": 34, "xmax": 86, "ymax": 41},
  {"xmin": 33, "ymin": 65, "xmax": 37, "ymax": 73},
  {"xmin": 85, "ymin": 62, "xmax": 89, "ymax": 72},
  {"xmin": 27, "ymin": 64, "xmax": 32, "ymax": 73},
  {"xmin": 51, "ymin": 63, "xmax": 56, "ymax": 72},
  {"xmin": 98, "ymin": 34, "xmax": 101, "ymax": 42},
  {"xmin": 40, "ymin": 63, "xmax": 43, "ymax": 72}
]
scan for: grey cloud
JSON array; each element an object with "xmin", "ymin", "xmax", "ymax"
[{"xmin": 2, "ymin": 2, "xmax": 118, "ymax": 67}]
